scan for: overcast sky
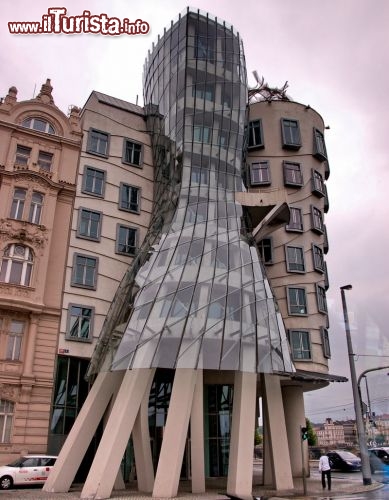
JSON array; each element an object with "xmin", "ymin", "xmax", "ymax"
[{"xmin": 1, "ymin": 0, "xmax": 389, "ymax": 422}]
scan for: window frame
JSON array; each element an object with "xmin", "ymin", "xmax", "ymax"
[
  {"xmin": 321, "ymin": 326, "xmax": 331, "ymax": 358},
  {"xmin": 22, "ymin": 117, "xmax": 55, "ymax": 134},
  {"xmin": 86, "ymin": 128, "xmax": 110, "ymax": 157},
  {"xmin": 287, "ymin": 286, "xmax": 308, "ymax": 316},
  {"xmin": 311, "ymin": 205, "xmax": 324, "ymax": 234},
  {"xmin": 312, "ymin": 244, "xmax": 325, "ymax": 273},
  {"xmin": 66, "ymin": 303, "xmax": 94, "ymax": 343},
  {"xmin": 258, "ymin": 237, "xmax": 273, "ymax": 265},
  {"xmin": 0, "ymin": 399, "xmax": 14, "ymax": 443},
  {"xmin": 247, "ymin": 119, "xmax": 264, "ymax": 149},
  {"xmin": 313, "ymin": 127, "xmax": 327, "ymax": 161},
  {"xmin": 82, "ymin": 166, "xmax": 106, "ymax": 198},
  {"xmin": 286, "ymin": 207, "xmax": 304, "ymax": 232},
  {"xmin": 122, "ymin": 139, "xmax": 143, "ymax": 167},
  {"xmin": 116, "ymin": 225, "xmax": 138, "ymax": 257},
  {"xmin": 285, "ymin": 245, "xmax": 305, "ymax": 273},
  {"xmin": 281, "ymin": 118, "xmax": 301, "ymax": 150},
  {"xmin": 311, "ymin": 169, "xmax": 325, "ymax": 197},
  {"xmin": 28, "ymin": 191, "xmax": 44, "ymax": 224},
  {"xmin": 15, "ymin": 145, "xmax": 31, "ymax": 166},
  {"xmin": 10, "ymin": 188, "xmax": 26, "ymax": 220},
  {"xmin": 71, "ymin": 253, "xmax": 98, "ymax": 290},
  {"xmin": 77, "ymin": 207, "xmax": 102, "ymax": 241},
  {"xmin": 288, "ymin": 329, "xmax": 312, "ymax": 360},
  {"xmin": 37, "ymin": 150, "xmax": 53, "ymax": 172},
  {"xmin": 119, "ymin": 183, "xmax": 141, "ymax": 214},
  {"xmin": 249, "ymin": 161, "xmax": 271, "ymax": 186},
  {"xmin": 283, "ymin": 161, "xmax": 303, "ymax": 187},
  {"xmin": 6, "ymin": 319, "xmax": 24, "ymax": 361},
  {"xmin": 316, "ymin": 284, "xmax": 328, "ymax": 313},
  {"xmin": 0, "ymin": 244, "xmax": 33, "ymax": 287}
]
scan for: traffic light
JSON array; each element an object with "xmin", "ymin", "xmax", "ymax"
[{"xmin": 301, "ymin": 426, "xmax": 308, "ymax": 440}]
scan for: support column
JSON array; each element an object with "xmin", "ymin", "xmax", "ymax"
[
  {"xmin": 152, "ymin": 369, "xmax": 198, "ymax": 498},
  {"xmin": 81, "ymin": 368, "xmax": 155, "ymax": 500},
  {"xmin": 227, "ymin": 371, "xmax": 257, "ymax": 497},
  {"xmin": 190, "ymin": 370, "xmax": 205, "ymax": 493},
  {"xmin": 43, "ymin": 370, "xmax": 125, "ymax": 493},
  {"xmin": 132, "ymin": 372, "xmax": 154, "ymax": 492},
  {"xmin": 282, "ymin": 385, "xmax": 306, "ymax": 477},
  {"xmin": 262, "ymin": 374, "xmax": 294, "ymax": 490},
  {"xmin": 262, "ymin": 402, "xmax": 273, "ymax": 486}
]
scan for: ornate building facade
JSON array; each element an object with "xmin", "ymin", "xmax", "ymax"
[{"xmin": 0, "ymin": 81, "xmax": 81, "ymax": 461}]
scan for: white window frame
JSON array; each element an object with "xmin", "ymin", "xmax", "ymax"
[
  {"xmin": 10, "ymin": 188, "xmax": 26, "ymax": 220},
  {"xmin": 6, "ymin": 320, "xmax": 24, "ymax": 360},
  {"xmin": 0, "ymin": 399, "xmax": 14, "ymax": 443},
  {"xmin": 28, "ymin": 192, "xmax": 44, "ymax": 224},
  {"xmin": 0, "ymin": 244, "xmax": 33, "ymax": 286}
]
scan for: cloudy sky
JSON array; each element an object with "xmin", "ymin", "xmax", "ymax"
[{"xmin": 2, "ymin": 0, "xmax": 389, "ymax": 422}]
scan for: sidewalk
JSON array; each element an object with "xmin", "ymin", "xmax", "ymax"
[{"xmin": 0, "ymin": 473, "xmax": 384, "ymax": 499}]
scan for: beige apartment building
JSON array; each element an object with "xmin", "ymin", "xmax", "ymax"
[
  {"xmin": 47, "ymin": 91, "xmax": 154, "ymax": 456},
  {"xmin": 0, "ymin": 80, "xmax": 81, "ymax": 461}
]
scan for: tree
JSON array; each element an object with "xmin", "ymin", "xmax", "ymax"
[{"xmin": 305, "ymin": 417, "xmax": 317, "ymax": 446}]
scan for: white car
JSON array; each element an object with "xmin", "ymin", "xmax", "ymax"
[{"xmin": 0, "ymin": 455, "xmax": 57, "ymax": 489}]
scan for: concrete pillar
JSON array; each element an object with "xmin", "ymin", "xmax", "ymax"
[
  {"xmin": 227, "ymin": 371, "xmax": 257, "ymax": 497},
  {"xmin": 43, "ymin": 370, "xmax": 124, "ymax": 493},
  {"xmin": 262, "ymin": 374, "xmax": 294, "ymax": 490},
  {"xmin": 152, "ymin": 369, "xmax": 198, "ymax": 498},
  {"xmin": 282, "ymin": 384, "xmax": 306, "ymax": 477},
  {"xmin": 262, "ymin": 402, "xmax": 273, "ymax": 486},
  {"xmin": 81, "ymin": 368, "xmax": 155, "ymax": 500},
  {"xmin": 132, "ymin": 372, "xmax": 154, "ymax": 492},
  {"xmin": 190, "ymin": 370, "xmax": 205, "ymax": 493}
]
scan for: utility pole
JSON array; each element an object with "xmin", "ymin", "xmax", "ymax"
[{"xmin": 340, "ymin": 285, "xmax": 372, "ymax": 485}]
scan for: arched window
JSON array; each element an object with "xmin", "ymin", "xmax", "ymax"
[
  {"xmin": 0, "ymin": 244, "xmax": 33, "ymax": 286},
  {"xmin": 22, "ymin": 117, "xmax": 55, "ymax": 134},
  {"xmin": 0, "ymin": 400, "xmax": 14, "ymax": 443}
]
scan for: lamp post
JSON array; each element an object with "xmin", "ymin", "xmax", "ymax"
[{"xmin": 340, "ymin": 285, "xmax": 372, "ymax": 485}]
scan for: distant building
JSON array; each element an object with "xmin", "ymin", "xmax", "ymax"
[
  {"xmin": 315, "ymin": 418, "xmax": 345, "ymax": 447},
  {"xmin": 0, "ymin": 80, "xmax": 81, "ymax": 462}
]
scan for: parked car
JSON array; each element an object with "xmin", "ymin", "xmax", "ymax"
[
  {"xmin": 369, "ymin": 447, "xmax": 389, "ymax": 467},
  {"xmin": 0, "ymin": 455, "xmax": 57, "ymax": 490},
  {"xmin": 327, "ymin": 450, "xmax": 361, "ymax": 471}
]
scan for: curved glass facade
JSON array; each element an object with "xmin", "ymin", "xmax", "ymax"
[{"xmin": 90, "ymin": 9, "xmax": 293, "ymax": 374}]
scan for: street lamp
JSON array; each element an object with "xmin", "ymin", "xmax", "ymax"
[{"xmin": 340, "ymin": 285, "xmax": 372, "ymax": 485}]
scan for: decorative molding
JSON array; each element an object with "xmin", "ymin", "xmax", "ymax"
[
  {"xmin": 0, "ymin": 218, "xmax": 49, "ymax": 248},
  {"xmin": 0, "ymin": 383, "xmax": 20, "ymax": 401}
]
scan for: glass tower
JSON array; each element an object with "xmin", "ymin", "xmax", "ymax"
[{"xmin": 90, "ymin": 9, "xmax": 293, "ymax": 376}]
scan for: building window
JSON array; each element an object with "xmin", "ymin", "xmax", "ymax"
[
  {"xmin": 28, "ymin": 192, "xmax": 44, "ymax": 224},
  {"xmin": 37, "ymin": 151, "xmax": 53, "ymax": 171},
  {"xmin": 250, "ymin": 161, "xmax": 270, "ymax": 186},
  {"xmin": 0, "ymin": 400, "xmax": 14, "ymax": 443},
  {"xmin": 22, "ymin": 117, "xmax": 55, "ymax": 134},
  {"xmin": 66, "ymin": 304, "xmax": 94, "ymax": 342},
  {"xmin": 285, "ymin": 245, "xmax": 305, "ymax": 273},
  {"xmin": 289, "ymin": 330, "xmax": 311, "ymax": 360},
  {"xmin": 10, "ymin": 188, "xmax": 26, "ymax": 220},
  {"xmin": 6, "ymin": 320, "xmax": 24, "ymax": 360},
  {"xmin": 286, "ymin": 207, "xmax": 303, "ymax": 232},
  {"xmin": 258, "ymin": 238, "xmax": 273, "ymax": 264},
  {"xmin": 312, "ymin": 169, "xmax": 325, "ymax": 197},
  {"xmin": 72, "ymin": 254, "xmax": 98, "ymax": 289},
  {"xmin": 15, "ymin": 145, "xmax": 31, "ymax": 165},
  {"xmin": 281, "ymin": 118, "xmax": 301, "ymax": 149},
  {"xmin": 195, "ymin": 34, "xmax": 215, "ymax": 62},
  {"xmin": 312, "ymin": 244, "xmax": 325, "ymax": 273},
  {"xmin": 50, "ymin": 356, "xmax": 89, "ymax": 435},
  {"xmin": 82, "ymin": 166, "xmax": 106, "ymax": 197},
  {"xmin": 192, "ymin": 83, "xmax": 215, "ymax": 102},
  {"xmin": 116, "ymin": 225, "xmax": 137, "ymax": 256},
  {"xmin": 87, "ymin": 129, "xmax": 109, "ymax": 156},
  {"xmin": 77, "ymin": 208, "xmax": 102, "ymax": 240},
  {"xmin": 316, "ymin": 284, "xmax": 328, "ymax": 313},
  {"xmin": 283, "ymin": 161, "xmax": 303, "ymax": 186},
  {"xmin": 119, "ymin": 184, "xmax": 140, "ymax": 213},
  {"xmin": 248, "ymin": 120, "xmax": 264, "ymax": 149},
  {"xmin": 313, "ymin": 128, "xmax": 327, "ymax": 161},
  {"xmin": 191, "ymin": 166, "xmax": 209, "ymax": 185},
  {"xmin": 311, "ymin": 206, "xmax": 324, "ymax": 234},
  {"xmin": 287, "ymin": 287, "xmax": 308, "ymax": 315},
  {"xmin": 321, "ymin": 326, "xmax": 331, "ymax": 358},
  {"xmin": 193, "ymin": 126, "xmax": 211, "ymax": 143},
  {"xmin": 0, "ymin": 244, "xmax": 33, "ymax": 286},
  {"xmin": 123, "ymin": 140, "xmax": 142, "ymax": 166}
]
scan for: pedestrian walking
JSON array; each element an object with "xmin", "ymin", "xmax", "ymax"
[{"xmin": 319, "ymin": 452, "xmax": 331, "ymax": 490}]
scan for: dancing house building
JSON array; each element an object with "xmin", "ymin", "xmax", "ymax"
[{"xmin": 44, "ymin": 8, "xmax": 343, "ymax": 499}]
